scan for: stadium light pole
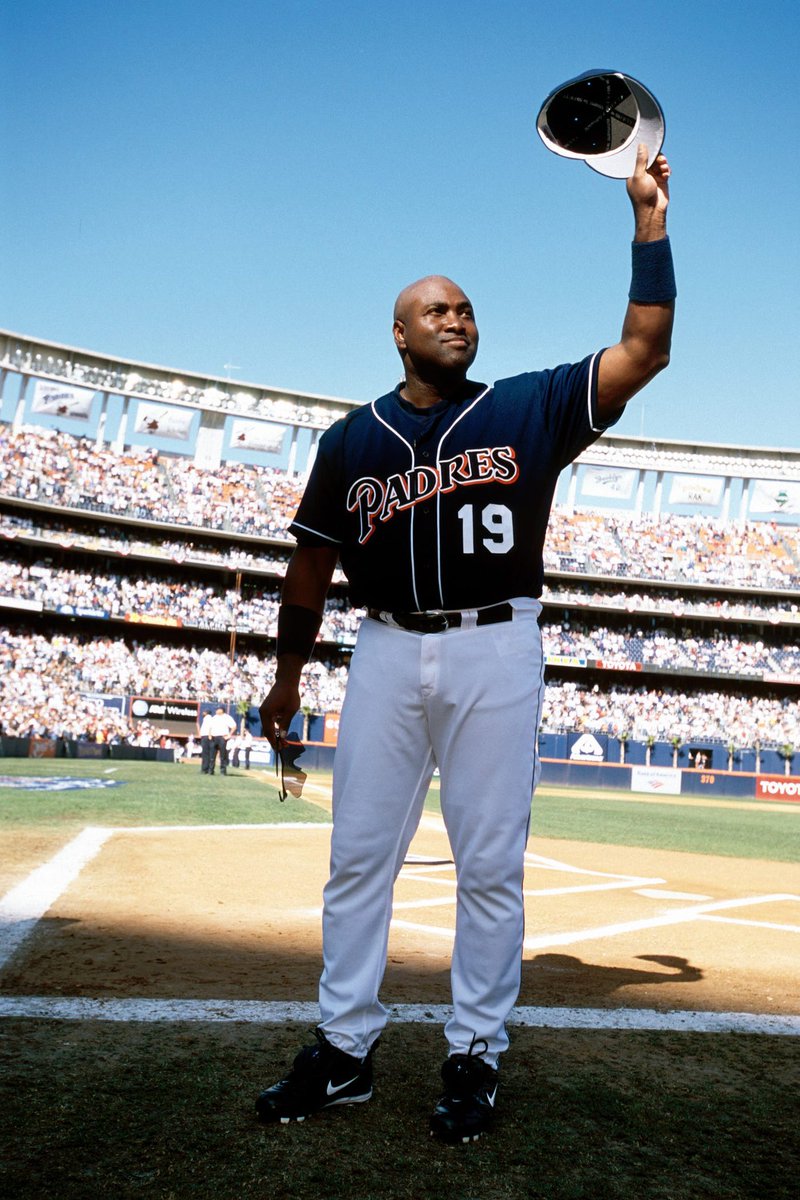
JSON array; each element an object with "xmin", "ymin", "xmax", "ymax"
[{"xmin": 229, "ymin": 569, "xmax": 243, "ymax": 672}]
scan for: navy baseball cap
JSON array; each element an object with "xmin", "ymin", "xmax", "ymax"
[{"xmin": 536, "ymin": 70, "xmax": 665, "ymax": 179}]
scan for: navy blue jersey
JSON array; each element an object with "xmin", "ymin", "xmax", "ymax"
[{"xmin": 289, "ymin": 352, "xmax": 619, "ymax": 611}]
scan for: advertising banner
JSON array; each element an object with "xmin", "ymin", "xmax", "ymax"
[
  {"xmin": 229, "ymin": 419, "xmax": 287, "ymax": 455},
  {"xmin": 248, "ymin": 742, "xmax": 275, "ymax": 766},
  {"xmin": 631, "ymin": 766, "xmax": 682, "ymax": 795},
  {"xmin": 125, "ymin": 612, "xmax": 183, "ymax": 628},
  {"xmin": 581, "ymin": 466, "xmax": 637, "ymax": 501},
  {"xmin": 0, "ymin": 595, "xmax": 43, "ymax": 613},
  {"xmin": 81, "ymin": 693, "xmax": 125, "ymax": 711},
  {"xmin": 668, "ymin": 474, "xmax": 723, "ymax": 505},
  {"xmin": 755, "ymin": 775, "xmax": 800, "ymax": 802},
  {"xmin": 323, "ymin": 713, "xmax": 341, "ymax": 745},
  {"xmin": 568, "ymin": 732, "xmax": 607, "ymax": 761},
  {"xmin": 31, "ymin": 379, "xmax": 95, "ymax": 419},
  {"xmin": 749, "ymin": 480, "xmax": 800, "ymax": 516},
  {"xmin": 544, "ymin": 653, "xmax": 586, "ymax": 668},
  {"xmin": 57, "ymin": 604, "xmax": 110, "ymax": 619},
  {"xmin": 134, "ymin": 402, "xmax": 195, "ymax": 440},
  {"xmin": 128, "ymin": 696, "xmax": 200, "ymax": 734}
]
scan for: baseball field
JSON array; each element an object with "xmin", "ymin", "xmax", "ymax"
[{"xmin": 1, "ymin": 758, "xmax": 798, "ymax": 1199}]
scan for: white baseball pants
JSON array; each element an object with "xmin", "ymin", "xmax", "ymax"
[{"xmin": 318, "ymin": 600, "xmax": 544, "ymax": 1066}]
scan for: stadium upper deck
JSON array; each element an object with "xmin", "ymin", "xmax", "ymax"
[
  {"xmin": 1, "ymin": 333, "xmax": 798, "ymax": 754},
  {"xmin": 2, "ymin": 328, "xmax": 799, "ymax": 526}
]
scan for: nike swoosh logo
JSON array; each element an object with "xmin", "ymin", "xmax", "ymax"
[
  {"xmin": 486, "ymin": 1087, "xmax": 498, "ymax": 1107},
  {"xmin": 326, "ymin": 1076, "xmax": 359, "ymax": 1097}
]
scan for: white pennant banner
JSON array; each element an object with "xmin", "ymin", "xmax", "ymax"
[
  {"xmin": 749, "ymin": 480, "xmax": 800, "ymax": 515},
  {"xmin": 581, "ymin": 466, "xmax": 636, "ymax": 500},
  {"xmin": 668, "ymin": 474, "xmax": 723, "ymax": 505},
  {"xmin": 229, "ymin": 419, "xmax": 287, "ymax": 454},
  {"xmin": 30, "ymin": 379, "xmax": 95, "ymax": 419},
  {"xmin": 134, "ymin": 402, "xmax": 195, "ymax": 440}
]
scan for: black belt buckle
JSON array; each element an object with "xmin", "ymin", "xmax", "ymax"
[
  {"xmin": 395, "ymin": 609, "xmax": 453, "ymax": 633},
  {"xmin": 420, "ymin": 611, "xmax": 450, "ymax": 633}
]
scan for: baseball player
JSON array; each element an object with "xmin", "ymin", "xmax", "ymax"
[{"xmin": 256, "ymin": 145, "xmax": 675, "ymax": 1142}]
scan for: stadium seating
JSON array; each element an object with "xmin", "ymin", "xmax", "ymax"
[{"xmin": 1, "ymin": 416, "xmax": 798, "ymax": 751}]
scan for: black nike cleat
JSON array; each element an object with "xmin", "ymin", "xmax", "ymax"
[
  {"xmin": 430, "ymin": 1037, "xmax": 498, "ymax": 1144},
  {"xmin": 256, "ymin": 1027, "xmax": 375, "ymax": 1124}
]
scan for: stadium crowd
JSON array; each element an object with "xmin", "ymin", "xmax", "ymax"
[
  {"xmin": 2, "ymin": 422, "xmax": 799, "ymax": 758},
  {"xmin": 0, "ymin": 557, "xmax": 362, "ymax": 643},
  {"xmin": 6, "ymin": 509, "xmax": 799, "ymax": 624},
  {"xmin": 543, "ymin": 510, "xmax": 800, "ymax": 589},
  {"xmin": 0, "ymin": 627, "xmax": 797, "ymax": 750},
  {"xmin": 539, "ymin": 679, "xmax": 799, "ymax": 750},
  {"xmin": 545, "ymin": 619, "xmax": 800, "ymax": 677},
  {"xmin": 0, "ymin": 427, "xmax": 296, "ymax": 536},
  {"xmin": 2, "ymin": 425, "xmax": 799, "ymax": 591},
  {"xmin": 1, "ymin": 555, "xmax": 799, "ymax": 677}
]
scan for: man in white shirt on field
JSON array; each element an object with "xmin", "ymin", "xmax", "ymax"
[{"xmin": 208, "ymin": 706, "xmax": 236, "ymax": 776}]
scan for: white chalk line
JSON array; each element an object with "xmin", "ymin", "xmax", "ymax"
[
  {"xmin": 0, "ymin": 826, "xmax": 113, "ymax": 970},
  {"xmin": 0, "ymin": 823, "xmax": 329, "ymax": 973},
  {"xmin": 700, "ymin": 914, "xmax": 800, "ymax": 934},
  {"xmin": 524, "ymin": 852, "xmax": 654, "ymax": 882},
  {"xmin": 637, "ymin": 889, "xmax": 713, "ymax": 901},
  {"xmin": 0, "ymin": 995, "xmax": 797, "ymax": 1037},
  {"xmin": 391, "ymin": 877, "xmax": 668, "ymax": 913},
  {"xmin": 522, "ymin": 893, "xmax": 800, "ymax": 952},
  {"xmin": 2, "ymin": 827, "xmax": 799, "ymax": 1037},
  {"xmin": 0, "ymin": 827, "xmax": 660, "ymax": 976},
  {"xmin": 391, "ymin": 893, "xmax": 800, "ymax": 950}
]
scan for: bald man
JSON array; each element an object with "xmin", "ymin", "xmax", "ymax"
[{"xmin": 255, "ymin": 148, "xmax": 675, "ymax": 1141}]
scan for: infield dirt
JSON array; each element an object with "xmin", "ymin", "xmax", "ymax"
[{"xmin": 2, "ymin": 815, "xmax": 798, "ymax": 1017}]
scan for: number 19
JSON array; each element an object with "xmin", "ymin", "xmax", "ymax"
[{"xmin": 457, "ymin": 503, "xmax": 514, "ymax": 554}]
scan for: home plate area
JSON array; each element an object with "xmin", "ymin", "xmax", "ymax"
[
  {"xmin": 390, "ymin": 821, "xmax": 800, "ymax": 1017},
  {"xmin": 0, "ymin": 817, "xmax": 798, "ymax": 1025}
]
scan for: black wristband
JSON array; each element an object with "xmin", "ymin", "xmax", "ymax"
[
  {"xmin": 276, "ymin": 604, "xmax": 322, "ymax": 662},
  {"xmin": 629, "ymin": 236, "xmax": 677, "ymax": 303}
]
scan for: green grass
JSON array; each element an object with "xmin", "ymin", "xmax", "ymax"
[
  {"xmin": 1, "ymin": 759, "xmax": 798, "ymax": 860},
  {"xmin": 1, "ymin": 1021, "xmax": 798, "ymax": 1200},
  {"xmin": 530, "ymin": 786, "xmax": 800, "ymax": 862},
  {"xmin": 424, "ymin": 779, "xmax": 800, "ymax": 863},
  {"xmin": 0, "ymin": 758, "xmax": 330, "ymax": 831},
  {"xmin": 2, "ymin": 761, "xmax": 799, "ymax": 1197}
]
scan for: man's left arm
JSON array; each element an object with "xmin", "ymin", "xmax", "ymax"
[{"xmin": 596, "ymin": 143, "xmax": 675, "ymax": 421}]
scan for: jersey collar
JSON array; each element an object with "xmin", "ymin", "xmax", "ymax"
[{"xmin": 392, "ymin": 379, "xmax": 488, "ymax": 418}]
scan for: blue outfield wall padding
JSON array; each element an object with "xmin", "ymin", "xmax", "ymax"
[
  {"xmin": 306, "ymin": 714, "xmax": 326, "ymax": 742},
  {"xmin": 538, "ymin": 758, "xmax": 763, "ymax": 799},
  {"xmin": 0, "ymin": 737, "xmax": 33, "ymax": 757},
  {"xmin": 678, "ymin": 769, "xmax": 756, "ymax": 799},
  {"xmin": 0, "ymin": 730, "xmax": 776, "ymax": 801},
  {"xmin": 539, "ymin": 760, "xmax": 632, "ymax": 791},
  {"xmin": 297, "ymin": 743, "xmax": 337, "ymax": 771},
  {"xmin": 761, "ymin": 749, "xmax": 793, "ymax": 775}
]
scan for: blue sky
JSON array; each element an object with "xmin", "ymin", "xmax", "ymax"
[{"xmin": 3, "ymin": 0, "xmax": 799, "ymax": 449}]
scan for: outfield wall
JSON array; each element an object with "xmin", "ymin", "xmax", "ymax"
[
  {"xmin": 0, "ymin": 737, "xmax": 174, "ymax": 763},
  {"xmin": 538, "ymin": 758, "xmax": 757, "ymax": 798},
  {"xmin": 3, "ymin": 736, "xmax": 798, "ymax": 802}
]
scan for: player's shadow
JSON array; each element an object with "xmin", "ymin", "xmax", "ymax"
[{"xmin": 519, "ymin": 953, "xmax": 703, "ymax": 1004}]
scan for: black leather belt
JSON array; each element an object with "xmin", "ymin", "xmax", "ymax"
[{"xmin": 367, "ymin": 602, "xmax": 514, "ymax": 634}]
